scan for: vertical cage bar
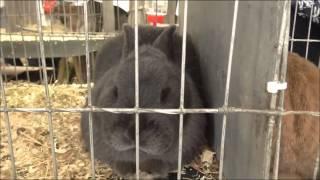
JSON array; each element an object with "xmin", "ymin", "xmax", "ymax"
[
  {"xmin": 116, "ymin": 0, "xmax": 120, "ymax": 30},
  {"xmin": 8, "ymin": 34, "xmax": 18, "ymax": 81},
  {"xmin": 77, "ymin": 1, "xmax": 81, "ymax": 33},
  {"xmin": 314, "ymin": 150, "xmax": 320, "ymax": 180},
  {"xmin": 289, "ymin": 0, "xmax": 298, "ymax": 52},
  {"xmin": 22, "ymin": 0, "xmax": 26, "ymax": 26},
  {"xmin": 218, "ymin": 1, "xmax": 239, "ymax": 179},
  {"xmin": 35, "ymin": 0, "xmax": 58, "ymax": 178},
  {"xmin": 58, "ymin": 1, "xmax": 71, "ymax": 83},
  {"xmin": 18, "ymin": 0, "xmax": 31, "ymax": 82},
  {"xmin": 155, "ymin": 0, "xmax": 158, "ymax": 26},
  {"xmin": 264, "ymin": 115, "xmax": 276, "ymax": 178},
  {"xmin": 19, "ymin": 30, "xmax": 31, "ymax": 83},
  {"xmin": 17, "ymin": 8, "xmax": 31, "ymax": 82},
  {"xmin": 0, "ymin": 35, "xmax": 8, "ymax": 82},
  {"xmin": 48, "ymin": 45, "xmax": 56, "ymax": 83},
  {"xmin": 64, "ymin": 53, "xmax": 70, "ymax": 83},
  {"xmin": 37, "ymin": 55, "xmax": 44, "ymax": 83},
  {"xmin": 305, "ymin": 3, "xmax": 314, "ymax": 59},
  {"xmin": 177, "ymin": 114, "xmax": 184, "ymax": 180},
  {"xmin": 272, "ymin": 117, "xmax": 283, "ymax": 179},
  {"xmin": 263, "ymin": 1, "xmax": 290, "ymax": 179},
  {"xmin": 134, "ymin": 0, "xmax": 140, "ymax": 179},
  {"xmin": 177, "ymin": 0, "xmax": 188, "ymax": 179},
  {"xmin": 69, "ymin": 4, "xmax": 73, "ymax": 32},
  {"xmin": 49, "ymin": 4, "xmax": 54, "ymax": 34},
  {"xmin": 272, "ymin": 2, "xmax": 290, "ymax": 178},
  {"xmin": 83, "ymin": 1, "xmax": 96, "ymax": 179},
  {"xmin": 60, "ymin": 1, "xmax": 70, "ymax": 84},
  {"xmin": 0, "ymin": 74, "xmax": 16, "ymax": 179},
  {"xmin": 48, "ymin": 7, "xmax": 57, "ymax": 82},
  {"xmin": 62, "ymin": 0, "xmax": 68, "ymax": 32},
  {"xmin": 28, "ymin": 0, "xmax": 32, "ymax": 24},
  {"xmin": 4, "ymin": 2, "xmax": 18, "ymax": 81},
  {"xmin": 0, "ymin": 43, "xmax": 17, "ymax": 179},
  {"xmin": 99, "ymin": 1, "xmax": 103, "ymax": 32},
  {"xmin": 91, "ymin": 0, "xmax": 94, "ymax": 32}
]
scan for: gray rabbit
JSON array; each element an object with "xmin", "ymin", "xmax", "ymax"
[{"xmin": 81, "ymin": 25, "xmax": 207, "ymax": 179}]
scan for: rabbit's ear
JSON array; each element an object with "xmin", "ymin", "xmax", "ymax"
[
  {"xmin": 122, "ymin": 24, "xmax": 135, "ymax": 58},
  {"xmin": 152, "ymin": 25, "xmax": 176, "ymax": 56}
]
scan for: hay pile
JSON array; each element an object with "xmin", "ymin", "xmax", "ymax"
[
  {"xmin": 0, "ymin": 82, "xmax": 218, "ymax": 179},
  {"xmin": 0, "ymin": 82, "xmax": 114, "ymax": 179}
]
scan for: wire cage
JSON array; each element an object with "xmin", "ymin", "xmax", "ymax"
[
  {"xmin": 0, "ymin": 0, "xmax": 118, "ymax": 84},
  {"xmin": 183, "ymin": 0, "xmax": 319, "ymax": 179},
  {"xmin": 0, "ymin": 0, "xmax": 319, "ymax": 179},
  {"xmin": 289, "ymin": 0, "xmax": 320, "ymax": 66}
]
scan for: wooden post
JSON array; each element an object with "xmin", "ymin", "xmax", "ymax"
[
  {"xmin": 102, "ymin": 0, "xmax": 115, "ymax": 32},
  {"xmin": 185, "ymin": 1, "xmax": 290, "ymax": 178},
  {"xmin": 165, "ymin": 0, "xmax": 177, "ymax": 24}
]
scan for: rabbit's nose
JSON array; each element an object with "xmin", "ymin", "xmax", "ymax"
[
  {"xmin": 127, "ymin": 123, "xmax": 135, "ymax": 141},
  {"xmin": 127, "ymin": 119, "xmax": 148, "ymax": 142}
]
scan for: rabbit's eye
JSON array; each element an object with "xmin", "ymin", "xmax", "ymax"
[
  {"xmin": 160, "ymin": 87, "xmax": 170, "ymax": 103},
  {"xmin": 112, "ymin": 86, "xmax": 118, "ymax": 99}
]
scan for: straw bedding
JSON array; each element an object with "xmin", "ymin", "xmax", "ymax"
[{"xmin": 0, "ymin": 82, "xmax": 218, "ymax": 179}]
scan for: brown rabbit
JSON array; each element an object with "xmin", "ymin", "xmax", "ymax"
[{"xmin": 276, "ymin": 52, "xmax": 320, "ymax": 179}]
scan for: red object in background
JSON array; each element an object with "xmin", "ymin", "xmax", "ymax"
[
  {"xmin": 43, "ymin": 0, "xmax": 57, "ymax": 14},
  {"xmin": 147, "ymin": 14, "xmax": 165, "ymax": 27}
]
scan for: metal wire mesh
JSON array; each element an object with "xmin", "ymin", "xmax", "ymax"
[
  {"xmin": 35, "ymin": 0, "xmax": 58, "ymax": 178},
  {"xmin": 0, "ymin": 0, "xmax": 106, "ymax": 84},
  {"xmin": 290, "ymin": 0, "xmax": 320, "ymax": 66},
  {"xmin": 292, "ymin": 1, "xmax": 320, "ymax": 179},
  {"xmin": 0, "ymin": 49, "xmax": 17, "ymax": 179}
]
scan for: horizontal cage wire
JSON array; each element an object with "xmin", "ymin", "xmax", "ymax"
[
  {"xmin": 0, "ymin": 0, "xmax": 319, "ymax": 179},
  {"xmin": 0, "ymin": 107, "xmax": 319, "ymax": 116}
]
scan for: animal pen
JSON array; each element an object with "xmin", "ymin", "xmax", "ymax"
[{"xmin": 0, "ymin": 0, "xmax": 319, "ymax": 179}]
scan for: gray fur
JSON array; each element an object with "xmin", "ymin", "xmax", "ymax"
[{"xmin": 81, "ymin": 25, "xmax": 207, "ymax": 178}]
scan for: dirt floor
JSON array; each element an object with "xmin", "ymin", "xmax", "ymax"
[{"xmin": 0, "ymin": 82, "xmax": 218, "ymax": 179}]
